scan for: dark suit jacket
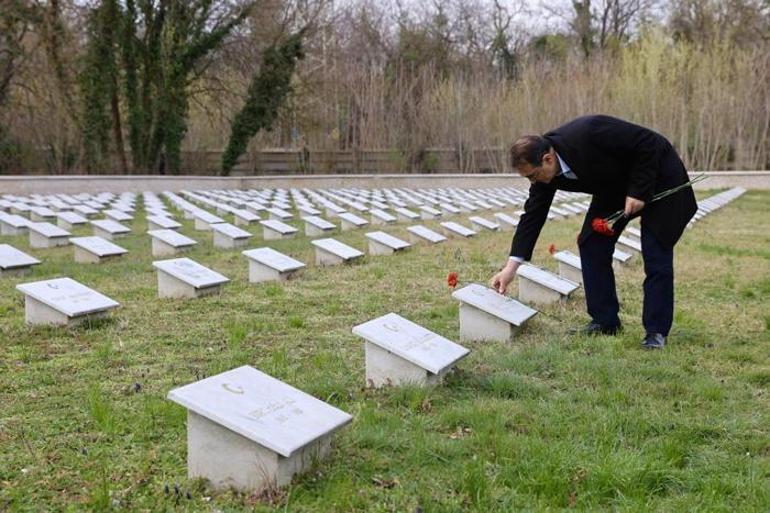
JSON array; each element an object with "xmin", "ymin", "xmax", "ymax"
[{"xmin": 510, "ymin": 115, "xmax": 698, "ymax": 260}]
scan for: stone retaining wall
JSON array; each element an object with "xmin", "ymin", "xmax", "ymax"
[{"xmin": 2, "ymin": 171, "xmax": 768, "ymax": 195}]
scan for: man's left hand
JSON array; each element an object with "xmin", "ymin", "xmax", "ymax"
[{"xmin": 624, "ymin": 196, "xmax": 646, "ymax": 216}]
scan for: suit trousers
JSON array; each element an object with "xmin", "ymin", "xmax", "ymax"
[{"xmin": 578, "ymin": 224, "xmax": 674, "ymax": 335}]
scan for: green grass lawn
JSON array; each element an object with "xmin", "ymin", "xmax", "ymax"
[{"xmin": 0, "ymin": 190, "xmax": 768, "ymax": 512}]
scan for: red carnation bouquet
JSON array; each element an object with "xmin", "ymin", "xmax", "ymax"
[{"xmin": 591, "ymin": 175, "xmax": 706, "ymax": 236}]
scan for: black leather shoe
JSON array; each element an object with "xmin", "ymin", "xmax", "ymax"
[
  {"xmin": 570, "ymin": 321, "xmax": 622, "ymax": 336},
  {"xmin": 641, "ymin": 333, "xmax": 666, "ymax": 349}
]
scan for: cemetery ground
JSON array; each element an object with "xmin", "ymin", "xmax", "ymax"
[{"xmin": 1, "ymin": 191, "xmax": 768, "ymax": 512}]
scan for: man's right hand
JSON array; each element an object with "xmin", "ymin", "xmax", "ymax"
[{"xmin": 490, "ymin": 260, "xmax": 520, "ymax": 294}]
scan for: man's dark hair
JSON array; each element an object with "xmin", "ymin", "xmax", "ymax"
[{"xmin": 510, "ymin": 135, "xmax": 551, "ymax": 168}]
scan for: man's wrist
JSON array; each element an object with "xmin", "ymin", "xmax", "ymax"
[{"xmin": 506, "ymin": 256, "xmax": 524, "ymax": 270}]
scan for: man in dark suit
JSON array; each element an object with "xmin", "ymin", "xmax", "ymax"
[{"xmin": 490, "ymin": 115, "xmax": 697, "ymax": 349}]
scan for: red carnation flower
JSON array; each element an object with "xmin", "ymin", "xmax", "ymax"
[
  {"xmin": 591, "ymin": 217, "xmax": 615, "ymax": 236},
  {"xmin": 447, "ymin": 272, "xmax": 458, "ymax": 288},
  {"xmin": 548, "ymin": 243, "xmax": 557, "ymax": 255}
]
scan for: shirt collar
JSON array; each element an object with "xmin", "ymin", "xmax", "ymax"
[{"xmin": 556, "ymin": 152, "xmax": 571, "ymax": 175}]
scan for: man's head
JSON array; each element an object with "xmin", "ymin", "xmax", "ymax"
[{"xmin": 509, "ymin": 135, "xmax": 559, "ymax": 184}]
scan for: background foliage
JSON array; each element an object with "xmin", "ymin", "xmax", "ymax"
[{"xmin": 0, "ymin": 0, "xmax": 768, "ymax": 174}]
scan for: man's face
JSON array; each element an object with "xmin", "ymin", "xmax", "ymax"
[{"xmin": 516, "ymin": 150, "xmax": 558, "ymax": 184}]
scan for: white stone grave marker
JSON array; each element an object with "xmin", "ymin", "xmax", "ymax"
[
  {"xmin": 72, "ymin": 205, "xmax": 99, "ymax": 218},
  {"xmin": 440, "ymin": 221, "xmax": 476, "ymax": 238},
  {"xmin": 28, "ymin": 222, "xmax": 70, "ymax": 248},
  {"xmin": 147, "ymin": 215, "xmax": 181, "ymax": 231},
  {"xmin": 552, "ymin": 250, "xmax": 582, "ymax": 284},
  {"xmin": 324, "ymin": 203, "xmax": 346, "ymax": 218},
  {"xmin": 365, "ymin": 231, "xmax": 411, "ymax": 256},
  {"xmin": 29, "ymin": 207, "xmax": 57, "ymax": 222},
  {"xmin": 148, "ymin": 229, "xmax": 197, "ymax": 257},
  {"xmin": 153, "ymin": 257, "xmax": 229, "ymax": 298},
  {"xmin": 0, "ymin": 244, "xmax": 40, "ymax": 277},
  {"xmin": 232, "ymin": 209, "xmax": 261, "ymax": 227},
  {"xmin": 516, "ymin": 264, "xmax": 579, "ymax": 304},
  {"xmin": 311, "ymin": 238, "xmax": 364, "ymax": 266},
  {"xmin": 439, "ymin": 202, "xmax": 461, "ymax": 215},
  {"xmin": 260, "ymin": 219, "xmax": 297, "ymax": 240},
  {"xmin": 16, "ymin": 277, "xmax": 119, "ymax": 326},
  {"xmin": 469, "ymin": 216, "xmax": 500, "ymax": 232},
  {"xmin": 71, "ymin": 236, "xmax": 127, "ymax": 264},
  {"xmin": 625, "ymin": 226, "xmax": 641, "ymax": 239},
  {"xmin": 493, "ymin": 212, "xmax": 519, "ymax": 229},
  {"xmin": 369, "ymin": 209, "xmax": 396, "ymax": 225},
  {"xmin": 193, "ymin": 211, "xmax": 225, "ymax": 231},
  {"xmin": 338, "ymin": 212, "xmax": 369, "ymax": 231},
  {"xmin": 57, "ymin": 211, "xmax": 89, "ymax": 230},
  {"xmin": 419, "ymin": 205, "xmax": 442, "ymax": 220},
  {"xmin": 612, "ymin": 248, "xmax": 633, "ymax": 267},
  {"xmin": 267, "ymin": 207, "xmax": 293, "ymax": 221},
  {"xmin": 91, "ymin": 219, "xmax": 130, "ymax": 240},
  {"xmin": 211, "ymin": 223, "xmax": 252, "ymax": 249},
  {"xmin": 167, "ymin": 365, "xmax": 352, "ymax": 493},
  {"xmin": 394, "ymin": 207, "xmax": 419, "ymax": 222},
  {"xmin": 451, "ymin": 283, "xmax": 538, "ymax": 342},
  {"xmin": 616, "ymin": 235, "xmax": 642, "ymax": 256},
  {"xmin": 353, "ymin": 313, "xmax": 470, "ymax": 387},
  {"xmin": 104, "ymin": 209, "xmax": 134, "ymax": 222},
  {"xmin": 242, "ymin": 247, "xmax": 305, "ymax": 282},
  {"xmin": 406, "ymin": 225, "xmax": 446, "ymax": 244},
  {"xmin": 0, "ymin": 213, "xmax": 30, "ymax": 235},
  {"xmin": 302, "ymin": 216, "xmax": 335, "ymax": 237}
]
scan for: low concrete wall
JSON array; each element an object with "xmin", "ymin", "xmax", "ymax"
[{"xmin": 1, "ymin": 171, "xmax": 768, "ymax": 195}]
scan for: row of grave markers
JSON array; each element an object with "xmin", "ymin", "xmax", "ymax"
[{"xmin": 1, "ymin": 186, "xmax": 745, "ymax": 495}]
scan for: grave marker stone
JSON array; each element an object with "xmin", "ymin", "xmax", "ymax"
[
  {"xmin": 260, "ymin": 219, "xmax": 298, "ymax": 240},
  {"xmin": 302, "ymin": 216, "xmax": 336, "ymax": 237},
  {"xmin": 419, "ymin": 205, "xmax": 442, "ymax": 220},
  {"xmin": 469, "ymin": 216, "xmax": 500, "ymax": 232},
  {"xmin": 233, "ymin": 209, "xmax": 261, "ymax": 227},
  {"xmin": 0, "ymin": 244, "xmax": 40, "ymax": 277},
  {"xmin": 440, "ymin": 221, "xmax": 476, "ymax": 238},
  {"xmin": 16, "ymin": 277, "xmax": 119, "ymax": 326},
  {"xmin": 57, "ymin": 211, "xmax": 89, "ymax": 230},
  {"xmin": 91, "ymin": 219, "xmax": 130, "ymax": 240},
  {"xmin": 0, "ymin": 213, "xmax": 30, "ymax": 235},
  {"xmin": 552, "ymin": 250, "xmax": 582, "ymax": 284},
  {"xmin": 147, "ymin": 215, "xmax": 182, "ymax": 231},
  {"xmin": 193, "ymin": 211, "xmax": 225, "ymax": 231},
  {"xmin": 353, "ymin": 313, "xmax": 470, "ymax": 387},
  {"xmin": 167, "ymin": 365, "xmax": 352, "ymax": 493},
  {"xmin": 242, "ymin": 248, "xmax": 305, "ymax": 282},
  {"xmin": 493, "ymin": 212, "xmax": 519, "ymax": 229},
  {"xmin": 369, "ymin": 209, "xmax": 396, "ymax": 225},
  {"xmin": 311, "ymin": 238, "xmax": 364, "ymax": 266},
  {"xmin": 365, "ymin": 231, "xmax": 411, "ymax": 256},
  {"xmin": 516, "ymin": 264, "xmax": 579, "ymax": 304},
  {"xmin": 153, "ymin": 257, "xmax": 229, "ymax": 298},
  {"xmin": 211, "ymin": 223, "xmax": 252, "ymax": 249},
  {"xmin": 71, "ymin": 236, "xmax": 128, "ymax": 264},
  {"xmin": 451, "ymin": 283, "xmax": 538, "ymax": 342},
  {"xmin": 148, "ymin": 229, "xmax": 197, "ymax": 257},
  {"xmin": 406, "ymin": 225, "xmax": 446, "ymax": 244},
  {"xmin": 616, "ymin": 235, "xmax": 642, "ymax": 256},
  {"xmin": 338, "ymin": 212, "xmax": 369, "ymax": 231},
  {"xmin": 28, "ymin": 222, "xmax": 70, "ymax": 248}
]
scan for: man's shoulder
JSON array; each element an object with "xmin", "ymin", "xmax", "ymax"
[{"xmin": 554, "ymin": 114, "xmax": 624, "ymax": 131}]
